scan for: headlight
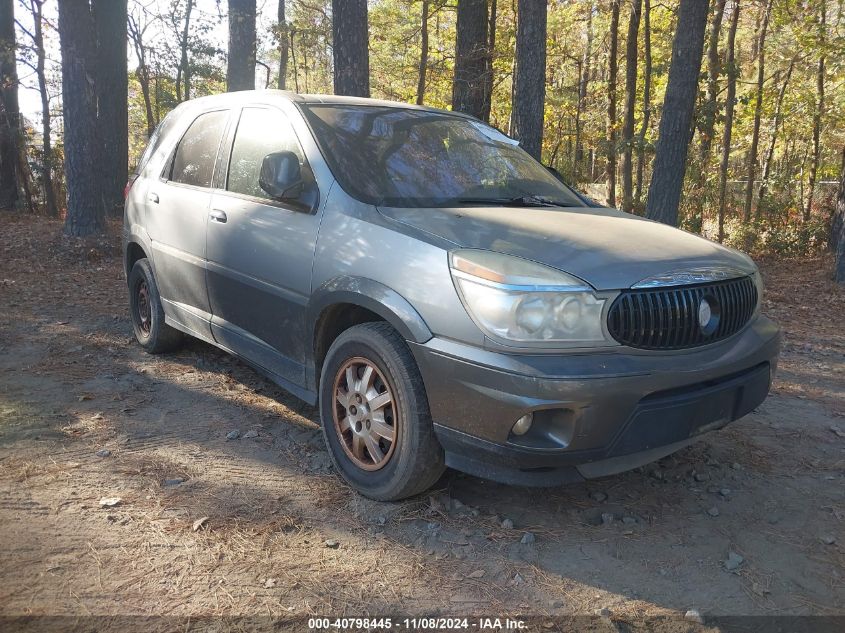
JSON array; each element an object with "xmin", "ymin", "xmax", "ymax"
[{"xmin": 449, "ymin": 250, "xmax": 611, "ymax": 346}]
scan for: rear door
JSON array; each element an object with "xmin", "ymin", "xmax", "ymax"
[
  {"xmin": 206, "ymin": 105, "xmax": 321, "ymax": 390},
  {"xmin": 146, "ymin": 109, "xmax": 230, "ymax": 340}
]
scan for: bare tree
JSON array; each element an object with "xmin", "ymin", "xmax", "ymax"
[
  {"xmin": 605, "ymin": 0, "xmax": 620, "ymax": 207},
  {"xmin": 480, "ymin": 0, "xmax": 497, "ymax": 122},
  {"xmin": 742, "ymin": 0, "xmax": 772, "ymax": 222},
  {"xmin": 644, "ymin": 0, "xmax": 709, "ymax": 226},
  {"xmin": 416, "ymin": 0, "xmax": 429, "ymax": 104},
  {"xmin": 227, "ymin": 0, "xmax": 256, "ymax": 91},
  {"xmin": 757, "ymin": 58, "xmax": 795, "ymax": 211},
  {"xmin": 717, "ymin": 1, "xmax": 740, "ymax": 242},
  {"xmin": 805, "ymin": 3, "xmax": 826, "ymax": 221},
  {"xmin": 332, "ymin": 0, "xmax": 369, "ymax": 97},
  {"xmin": 277, "ymin": 0, "xmax": 289, "ymax": 89},
  {"xmin": 128, "ymin": 8, "xmax": 156, "ymax": 137},
  {"xmin": 692, "ymin": 0, "xmax": 727, "ymax": 225},
  {"xmin": 452, "ymin": 0, "xmax": 488, "ymax": 120},
  {"xmin": 834, "ymin": 147, "xmax": 845, "ymax": 283},
  {"xmin": 174, "ymin": 0, "xmax": 194, "ymax": 101},
  {"xmin": 574, "ymin": 1, "xmax": 595, "ymax": 180},
  {"xmin": 511, "ymin": 0, "xmax": 546, "ymax": 161},
  {"xmin": 620, "ymin": 0, "xmax": 642, "ymax": 212},
  {"xmin": 634, "ymin": 0, "xmax": 651, "ymax": 208},
  {"xmin": 20, "ymin": 0, "xmax": 58, "ymax": 216},
  {"xmin": 59, "ymin": 0, "xmax": 105, "ymax": 235}
]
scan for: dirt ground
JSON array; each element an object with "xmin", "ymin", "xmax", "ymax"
[{"xmin": 0, "ymin": 217, "xmax": 843, "ymax": 631}]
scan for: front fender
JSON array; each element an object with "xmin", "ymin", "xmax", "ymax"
[{"xmin": 307, "ymin": 276, "xmax": 433, "ymax": 345}]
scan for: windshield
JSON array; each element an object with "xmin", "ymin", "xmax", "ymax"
[{"xmin": 301, "ymin": 104, "xmax": 585, "ymax": 209}]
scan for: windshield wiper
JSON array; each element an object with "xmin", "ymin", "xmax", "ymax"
[{"xmin": 456, "ymin": 195, "xmax": 567, "ymax": 208}]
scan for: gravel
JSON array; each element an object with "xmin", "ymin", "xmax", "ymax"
[
  {"xmin": 520, "ymin": 532, "xmax": 536, "ymax": 545},
  {"xmin": 226, "ymin": 429, "xmax": 240, "ymax": 440},
  {"xmin": 707, "ymin": 506, "xmax": 720, "ymax": 517},
  {"xmin": 243, "ymin": 429, "xmax": 259, "ymax": 439},
  {"xmin": 501, "ymin": 518, "xmax": 514, "ymax": 530},
  {"xmin": 95, "ymin": 449, "xmax": 111, "ymax": 458},
  {"xmin": 589, "ymin": 491, "xmax": 608, "ymax": 502}
]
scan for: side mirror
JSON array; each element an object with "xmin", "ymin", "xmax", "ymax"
[{"xmin": 259, "ymin": 151, "xmax": 303, "ymax": 200}]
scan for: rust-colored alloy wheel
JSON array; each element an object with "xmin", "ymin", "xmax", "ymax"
[{"xmin": 332, "ymin": 357, "xmax": 398, "ymax": 471}]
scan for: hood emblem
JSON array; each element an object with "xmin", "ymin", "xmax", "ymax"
[
  {"xmin": 632, "ymin": 266, "xmax": 749, "ymax": 289},
  {"xmin": 698, "ymin": 298, "xmax": 712, "ymax": 329}
]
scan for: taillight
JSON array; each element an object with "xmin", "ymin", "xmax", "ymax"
[{"xmin": 124, "ymin": 175, "xmax": 138, "ymax": 199}]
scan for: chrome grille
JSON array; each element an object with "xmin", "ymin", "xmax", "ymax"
[{"xmin": 607, "ymin": 276, "xmax": 757, "ymax": 350}]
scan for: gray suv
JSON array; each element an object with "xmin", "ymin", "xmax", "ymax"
[{"xmin": 123, "ymin": 91, "xmax": 781, "ymax": 500}]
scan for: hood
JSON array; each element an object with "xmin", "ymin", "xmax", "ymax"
[{"xmin": 377, "ymin": 205, "xmax": 755, "ymax": 290}]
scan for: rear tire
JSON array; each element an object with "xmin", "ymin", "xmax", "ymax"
[
  {"xmin": 319, "ymin": 322, "xmax": 445, "ymax": 501},
  {"xmin": 128, "ymin": 258, "xmax": 183, "ymax": 354}
]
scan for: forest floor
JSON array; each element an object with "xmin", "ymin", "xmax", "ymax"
[{"xmin": 0, "ymin": 217, "xmax": 843, "ymax": 632}]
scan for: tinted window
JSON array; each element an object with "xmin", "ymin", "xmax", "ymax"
[
  {"xmin": 227, "ymin": 107, "xmax": 305, "ymax": 200},
  {"xmin": 302, "ymin": 105, "xmax": 584, "ymax": 208},
  {"xmin": 170, "ymin": 110, "xmax": 228, "ymax": 188}
]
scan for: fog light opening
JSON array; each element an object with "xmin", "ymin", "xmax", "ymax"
[{"xmin": 511, "ymin": 413, "xmax": 534, "ymax": 436}]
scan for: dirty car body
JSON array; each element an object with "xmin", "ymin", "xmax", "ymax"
[{"xmin": 123, "ymin": 91, "xmax": 781, "ymax": 499}]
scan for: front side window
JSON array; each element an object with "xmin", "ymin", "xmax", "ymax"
[
  {"xmin": 227, "ymin": 107, "xmax": 305, "ymax": 200},
  {"xmin": 169, "ymin": 110, "xmax": 228, "ymax": 188},
  {"xmin": 301, "ymin": 104, "xmax": 585, "ymax": 209}
]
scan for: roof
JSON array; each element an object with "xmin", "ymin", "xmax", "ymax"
[{"xmin": 176, "ymin": 89, "xmax": 469, "ymax": 119}]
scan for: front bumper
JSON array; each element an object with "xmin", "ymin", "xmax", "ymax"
[{"xmin": 409, "ymin": 316, "xmax": 781, "ymax": 486}]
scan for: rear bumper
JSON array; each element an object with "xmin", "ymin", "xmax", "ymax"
[{"xmin": 409, "ymin": 316, "xmax": 781, "ymax": 486}]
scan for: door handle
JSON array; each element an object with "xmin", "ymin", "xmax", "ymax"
[
  {"xmin": 209, "ymin": 209, "xmax": 228, "ymax": 224},
  {"xmin": 148, "ymin": 192, "xmax": 159, "ymax": 204}
]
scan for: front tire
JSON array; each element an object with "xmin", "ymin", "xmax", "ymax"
[
  {"xmin": 128, "ymin": 258, "xmax": 183, "ymax": 354},
  {"xmin": 319, "ymin": 322, "xmax": 445, "ymax": 501}
]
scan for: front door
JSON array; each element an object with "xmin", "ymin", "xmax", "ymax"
[
  {"xmin": 146, "ymin": 108, "xmax": 229, "ymax": 340},
  {"xmin": 206, "ymin": 106, "xmax": 322, "ymax": 390}
]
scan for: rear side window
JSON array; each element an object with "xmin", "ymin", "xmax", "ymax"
[
  {"xmin": 169, "ymin": 110, "xmax": 228, "ymax": 188},
  {"xmin": 226, "ymin": 107, "xmax": 305, "ymax": 200}
]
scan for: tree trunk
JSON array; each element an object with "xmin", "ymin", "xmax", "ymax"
[
  {"xmin": 620, "ymin": 0, "xmax": 642, "ymax": 212},
  {"xmin": 717, "ymin": 1, "xmax": 740, "ymax": 242},
  {"xmin": 644, "ymin": 0, "xmax": 709, "ymax": 226},
  {"xmin": 227, "ymin": 0, "xmax": 256, "ymax": 92},
  {"xmin": 692, "ymin": 0, "xmax": 726, "ymax": 225},
  {"xmin": 180, "ymin": 0, "xmax": 193, "ymax": 100},
  {"xmin": 30, "ymin": 0, "xmax": 57, "ymax": 217},
  {"xmin": 0, "ymin": 0, "xmax": 19, "ymax": 211},
  {"xmin": 742, "ymin": 0, "xmax": 771, "ymax": 223},
  {"xmin": 605, "ymin": 0, "xmax": 620, "ymax": 207},
  {"xmin": 757, "ymin": 57, "xmax": 794, "ymax": 211},
  {"xmin": 59, "ymin": 0, "xmax": 105, "ymax": 236},
  {"xmin": 634, "ymin": 0, "xmax": 651, "ymax": 209},
  {"xmin": 332, "ymin": 0, "xmax": 369, "ymax": 97},
  {"xmin": 511, "ymin": 0, "xmax": 546, "ymax": 161},
  {"xmin": 480, "ymin": 0, "xmax": 497, "ymax": 121},
  {"xmin": 277, "ymin": 0, "xmax": 289, "ymax": 89},
  {"xmin": 93, "ymin": 0, "xmax": 128, "ymax": 218},
  {"xmin": 834, "ymin": 147, "xmax": 845, "ymax": 283},
  {"xmin": 574, "ymin": 1, "xmax": 595, "ymax": 180},
  {"xmin": 452, "ymin": 0, "xmax": 488, "ymax": 120},
  {"xmin": 805, "ymin": 4, "xmax": 826, "ymax": 221},
  {"xmin": 416, "ymin": 0, "xmax": 429, "ymax": 105}
]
